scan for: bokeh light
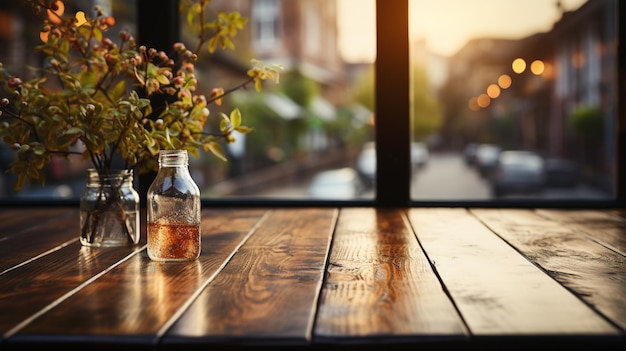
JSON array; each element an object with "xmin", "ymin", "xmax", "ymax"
[
  {"xmin": 487, "ymin": 84, "xmax": 501, "ymax": 98},
  {"xmin": 498, "ymin": 74, "xmax": 512, "ymax": 89},
  {"xmin": 468, "ymin": 97, "xmax": 480, "ymax": 111},
  {"xmin": 477, "ymin": 93, "xmax": 491, "ymax": 108},
  {"xmin": 512, "ymin": 58, "xmax": 526, "ymax": 74},
  {"xmin": 542, "ymin": 62, "xmax": 555, "ymax": 79},
  {"xmin": 530, "ymin": 60, "xmax": 545, "ymax": 75}
]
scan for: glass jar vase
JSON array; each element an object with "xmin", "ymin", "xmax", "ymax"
[
  {"xmin": 147, "ymin": 150, "xmax": 201, "ymax": 261},
  {"xmin": 80, "ymin": 169, "xmax": 140, "ymax": 247}
]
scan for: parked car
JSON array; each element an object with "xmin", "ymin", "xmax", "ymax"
[
  {"xmin": 474, "ymin": 144, "xmax": 501, "ymax": 177},
  {"xmin": 411, "ymin": 142, "xmax": 429, "ymax": 169},
  {"xmin": 463, "ymin": 142, "xmax": 479, "ymax": 166},
  {"xmin": 545, "ymin": 158, "xmax": 579, "ymax": 188},
  {"xmin": 355, "ymin": 142, "xmax": 376, "ymax": 189},
  {"xmin": 307, "ymin": 167, "xmax": 363, "ymax": 200},
  {"xmin": 491, "ymin": 150, "xmax": 545, "ymax": 197}
]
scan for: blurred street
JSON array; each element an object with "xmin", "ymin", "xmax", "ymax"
[
  {"xmin": 411, "ymin": 152, "xmax": 609, "ymax": 201},
  {"xmin": 253, "ymin": 152, "xmax": 611, "ymax": 201},
  {"xmin": 1, "ymin": 152, "xmax": 610, "ymax": 202}
]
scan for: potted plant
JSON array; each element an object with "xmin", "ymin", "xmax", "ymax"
[{"xmin": 0, "ymin": 0, "xmax": 281, "ymax": 246}]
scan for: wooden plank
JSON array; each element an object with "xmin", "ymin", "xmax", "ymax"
[
  {"xmin": 314, "ymin": 208, "xmax": 467, "ymax": 345},
  {"xmin": 0, "ymin": 207, "xmax": 72, "ymax": 237},
  {"xmin": 0, "ymin": 208, "xmax": 80, "ymax": 274},
  {"xmin": 472, "ymin": 208, "xmax": 626, "ymax": 332},
  {"xmin": 408, "ymin": 208, "xmax": 619, "ymax": 337},
  {"xmin": 163, "ymin": 208, "xmax": 337, "ymax": 347},
  {"xmin": 0, "ymin": 241, "xmax": 144, "ymax": 338},
  {"xmin": 7, "ymin": 208, "xmax": 268, "ymax": 347},
  {"xmin": 535, "ymin": 209, "xmax": 626, "ymax": 256}
]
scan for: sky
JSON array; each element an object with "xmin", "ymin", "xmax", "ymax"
[{"xmin": 337, "ymin": 0, "xmax": 588, "ymax": 63}]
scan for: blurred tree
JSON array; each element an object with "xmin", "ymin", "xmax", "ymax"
[
  {"xmin": 568, "ymin": 104, "xmax": 604, "ymax": 177},
  {"xmin": 569, "ymin": 105, "xmax": 604, "ymax": 142},
  {"xmin": 411, "ymin": 63, "xmax": 442, "ymax": 140},
  {"xmin": 280, "ymin": 70, "xmax": 319, "ymax": 108},
  {"xmin": 354, "ymin": 65, "xmax": 375, "ymax": 112}
]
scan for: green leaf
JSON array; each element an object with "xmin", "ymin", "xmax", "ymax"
[
  {"xmin": 64, "ymin": 127, "xmax": 84, "ymax": 136},
  {"xmin": 14, "ymin": 173, "xmax": 26, "ymax": 192},
  {"xmin": 92, "ymin": 27, "xmax": 103, "ymax": 42},
  {"xmin": 187, "ymin": 3, "xmax": 202, "ymax": 26},
  {"xmin": 147, "ymin": 62, "xmax": 158, "ymax": 78},
  {"xmin": 60, "ymin": 40, "xmax": 71, "ymax": 56},
  {"xmin": 235, "ymin": 125, "xmax": 253, "ymax": 134},
  {"xmin": 112, "ymin": 80, "xmax": 126, "ymax": 101},
  {"xmin": 230, "ymin": 108, "xmax": 242, "ymax": 128},
  {"xmin": 219, "ymin": 113, "xmax": 232, "ymax": 132},
  {"xmin": 156, "ymin": 74, "xmax": 170, "ymax": 85},
  {"xmin": 32, "ymin": 144, "xmax": 46, "ymax": 156},
  {"xmin": 208, "ymin": 37, "xmax": 218, "ymax": 54},
  {"xmin": 204, "ymin": 141, "xmax": 227, "ymax": 161}
]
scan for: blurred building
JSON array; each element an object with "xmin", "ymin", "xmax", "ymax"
[
  {"xmin": 549, "ymin": 0, "xmax": 617, "ymax": 191},
  {"xmin": 438, "ymin": 0, "xmax": 617, "ymax": 191},
  {"xmin": 199, "ymin": 0, "xmax": 347, "ymax": 111},
  {"xmin": 183, "ymin": 0, "xmax": 368, "ymax": 194}
]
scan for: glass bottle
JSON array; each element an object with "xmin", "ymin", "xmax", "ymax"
[
  {"xmin": 80, "ymin": 169, "xmax": 140, "ymax": 247},
  {"xmin": 147, "ymin": 150, "xmax": 201, "ymax": 261}
]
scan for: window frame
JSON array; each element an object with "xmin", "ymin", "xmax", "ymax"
[{"xmin": 1, "ymin": 0, "xmax": 623, "ymax": 208}]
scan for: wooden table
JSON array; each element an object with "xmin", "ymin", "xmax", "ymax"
[{"xmin": 1, "ymin": 207, "xmax": 625, "ymax": 350}]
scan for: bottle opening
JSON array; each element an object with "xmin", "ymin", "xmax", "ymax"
[{"xmin": 86, "ymin": 169, "xmax": 133, "ymax": 187}]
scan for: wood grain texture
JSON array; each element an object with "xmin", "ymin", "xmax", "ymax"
[
  {"xmin": 0, "ymin": 208, "xmax": 79, "ymax": 274},
  {"xmin": 0, "ymin": 241, "xmax": 144, "ymax": 337},
  {"xmin": 472, "ymin": 208, "xmax": 626, "ymax": 332},
  {"xmin": 163, "ymin": 208, "xmax": 337, "ymax": 346},
  {"xmin": 8, "ymin": 208, "xmax": 267, "ymax": 346},
  {"xmin": 0, "ymin": 207, "xmax": 71, "ymax": 237},
  {"xmin": 315, "ymin": 208, "xmax": 467, "ymax": 344},
  {"xmin": 535, "ymin": 209, "xmax": 626, "ymax": 256},
  {"xmin": 0, "ymin": 206, "xmax": 624, "ymax": 350},
  {"xmin": 408, "ymin": 208, "xmax": 619, "ymax": 336}
]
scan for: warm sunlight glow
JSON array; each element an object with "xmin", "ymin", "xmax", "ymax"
[
  {"xmin": 498, "ymin": 74, "xmax": 512, "ymax": 89},
  {"xmin": 487, "ymin": 84, "xmax": 501, "ymax": 99},
  {"xmin": 468, "ymin": 97, "xmax": 480, "ymax": 111},
  {"xmin": 530, "ymin": 60, "xmax": 545, "ymax": 75},
  {"xmin": 477, "ymin": 94, "xmax": 491, "ymax": 108},
  {"xmin": 572, "ymin": 52, "xmax": 585, "ymax": 68},
  {"xmin": 512, "ymin": 58, "xmax": 526, "ymax": 74},
  {"xmin": 337, "ymin": 0, "xmax": 375, "ymax": 63},
  {"xmin": 338, "ymin": 0, "xmax": 588, "ymax": 62},
  {"xmin": 409, "ymin": 0, "xmax": 587, "ymax": 57},
  {"xmin": 542, "ymin": 62, "xmax": 555, "ymax": 79}
]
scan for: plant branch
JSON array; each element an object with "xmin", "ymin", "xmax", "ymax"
[
  {"xmin": 46, "ymin": 148, "xmax": 83, "ymax": 156},
  {"xmin": 207, "ymin": 77, "xmax": 255, "ymax": 105},
  {"xmin": 194, "ymin": 0, "xmax": 208, "ymax": 56}
]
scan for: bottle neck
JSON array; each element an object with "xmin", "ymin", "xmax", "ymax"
[{"xmin": 158, "ymin": 150, "xmax": 189, "ymax": 168}]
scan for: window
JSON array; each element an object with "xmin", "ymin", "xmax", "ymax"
[
  {"xmin": 0, "ymin": 0, "xmax": 623, "ymax": 208},
  {"xmin": 178, "ymin": 0, "xmax": 377, "ymax": 203},
  {"xmin": 252, "ymin": 0, "xmax": 280, "ymax": 52},
  {"xmin": 408, "ymin": 0, "xmax": 619, "ymax": 204}
]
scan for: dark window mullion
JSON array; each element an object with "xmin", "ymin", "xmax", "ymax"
[
  {"xmin": 618, "ymin": 0, "xmax": 626, "ymax": 203},
  {"xmin": 136, "ymin": 0, "xmax": 180, "ymax": 206},
  {"xmin": 375, "ymin": 0, "xmax": 411, "ymax": 207}
]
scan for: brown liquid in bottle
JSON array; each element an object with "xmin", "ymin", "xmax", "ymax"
[{"xmin": 147, "ymin": 220, "xmax": 200, "ymax": 261}]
